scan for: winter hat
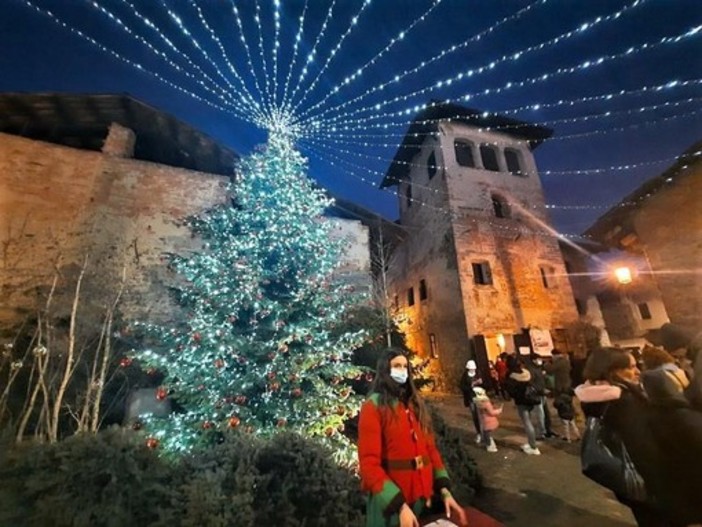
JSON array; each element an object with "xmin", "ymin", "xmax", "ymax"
[{"xmin": 466, "ymin": 360, "xmax": 477, "ymax": 370}]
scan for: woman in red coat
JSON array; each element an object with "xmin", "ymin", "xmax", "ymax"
[{"xmin": 358, "ymin": 349, "xmax": 467, "ymax": 527}]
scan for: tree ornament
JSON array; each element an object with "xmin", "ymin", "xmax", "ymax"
[
  {"xmin": 192, "ymin": 332, "xmax": 202, "ymax": 342},
  {"xmin": 291, "ymin": 388, "xmax": 302, "ymax": 398},
  {"xmin": 234, "ymin": 395, "xmax": 247, "ymax": 405},
  {"xmin": 228, "ymin": 416, "xmax": 241, "ymax": 428},
  {"xmin": 145, "ymin": 437, "xmax": 159, "ymax": 449},
  {"xmin": 269, "ymin": 382, "xmax": 281, "ymax": 392},
  {"xmin": 131, "ymin": 420, "xmax": 143, "ymax": 431},
  {"xmin": 276, "ymin": 418, "xmax": 287, "ymax": 427},
  {"xmin": 267, "ymin": 371, "xmax": 277, "ymax": 380},
  {"xmin": 324, "ymin": 426, "xmax": 335, "ymax": 437},
  {"xmin": 214, "ymin": 358, "xmax": 225, "ymax": 369},
  {"xmin": 202, "ymin": 421, "xmax": 213, "ymax": 430},
  {"xmin": 119, "ymin": 357, "xmax": 133, "ymax": 368},
  {"xmin": 155, "ymin": 387, "xmax": 168, "ymax": 401}
]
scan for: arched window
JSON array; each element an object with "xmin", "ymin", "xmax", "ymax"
[
  {"xmin": 505, "ymin": 148, "xmax": 524, "ymax": 176},
  {"xmin": 454, "ymin": 139, "xmax": 475, "ymax": 167},
  {"xmin": 491, "ymin": 194, "xmax": 510, "ymax": 218},
  {"xmin": 480, "ymin": 144, "xmax": 500, "ymax": 172}
]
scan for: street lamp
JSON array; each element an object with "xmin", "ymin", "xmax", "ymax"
[{"xmin": 614, "ymin": 266, "xmax": 633, "ymax": 285}]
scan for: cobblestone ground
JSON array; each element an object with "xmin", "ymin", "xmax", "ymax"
[{"xmin": 428, "ymin": 393, "xmax": 637, "ymax": 527}]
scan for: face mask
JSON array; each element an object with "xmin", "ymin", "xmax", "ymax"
[{"xmin": 390, "ymin": 368, "xmax": 408, "ymax": 384}]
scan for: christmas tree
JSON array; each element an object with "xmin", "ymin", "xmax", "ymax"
[{"xmin": 131, "ymin": 134, "xmax": 368, "ymax": 461}]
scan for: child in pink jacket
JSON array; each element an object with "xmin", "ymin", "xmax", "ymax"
[{"xmin": 474, "ymin": 387, "xmax": 503, "ymax": 452}]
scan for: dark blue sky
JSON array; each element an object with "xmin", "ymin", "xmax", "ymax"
[{"xmin": 1, "ymin": 0, "xmax": 700, "ymax": 235}]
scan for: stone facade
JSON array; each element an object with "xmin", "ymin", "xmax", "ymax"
[
  {"xmin": 0, "ymin": 129, "xmax": 230, "ymax": 332},
  {"xmin": 384, "ymin": 107, "xmax": 579, "ymax": 386},
  {"xmin": 586, "ymin": 142, "xmax": 702, "ymax": 333}
]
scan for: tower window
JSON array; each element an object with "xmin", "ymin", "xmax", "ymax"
[
  {"xmin": 419, "ymin": 279, "xmax": 428, "ymax": 300},
  {"xmin": 505, "ymin": 148, "xmax": 524, "ymax": 175},
  {"xmin": 540, "ymin": 266, "xmax": 556, "ymax": 288},
  {"xmin": 454, "ymin": 140, "xmax": 475, "ymax": 167},
  {"xmin": 480, "ymin": 144, "xmax": 500, "ymax": 172},
  {"xmin": 427, "ymin": 151, "xmax": 437, "ymax": 180},
  {"xmin": 575, "ymin": 298, "xmax": 587, "ymax": 315},
  {"xmin": 638, "ymin": 302, "xmax": 652, "ymax": 320},
  {"xmin": 491, "ymin": 194, "xmax": 510, "ymax": 218},
  {"xmin": 407, "ymin": 287, "xmax": 415, "ymax": 306},
  {"xmin": 472, "ymin": 261, "xmax": 493, "ymax": 285}
]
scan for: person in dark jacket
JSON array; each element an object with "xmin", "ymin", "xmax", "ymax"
[
  {"xmin": 459, "ymin": 359, "xmax": 484, "ymax": 444},
  {"xmin": 544, "ymin": 349, "xmax": 572, "ymax": 395},
  {"xmin": 575, "ymin": 347, "xmax": 675, "ymax": 527},
  {"xmin": 643, "ymin": 370, "xmax": 702, "ymax": 524},
  {"xmin": 505, "ymin": 355, "xmax": 542, "ymax": 455},
  {"xmin": 523, "ymin": 356, "xmax": 552, "ymax": 439}
]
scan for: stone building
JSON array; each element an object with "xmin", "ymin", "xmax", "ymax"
[
  {"xmin": 560, "ymin": 239, "xmax": 669, "ymax": 350},
  {"xmin": 0, "ymin": 93, "xmax": 371, "ymax": 337},
  {"xmin": 380, "ymin": 102, "xmax": 580, "ymax": 385},
  {"xmin": 584, "ymin": 141, "xmax": 702, "ymax": 333}
]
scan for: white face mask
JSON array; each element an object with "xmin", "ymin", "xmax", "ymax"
[{"xmin": 390, "ymin": 368, "xmax": 408, "ymax": 384}]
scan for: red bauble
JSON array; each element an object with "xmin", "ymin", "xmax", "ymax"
[
  {"xmin": 267, "ymin": 371, "xmax": 277, "ymax": 380},
  {"xmin": 119, "ymin": 357, "xmax": 133, "ymax": 368},
  {"xmin": 228, "ymin": 416, "xmax": 241, "ymax": 428},
  {"xmin": 155, "ymin": 387, "xmax": 167, "ymax": 401},
  {"xmin": 276, "ymin": 418, "xmax": 287, "ymax": 428},
  {"xmin": 145, "ymin": 437, "xmax": 159, "ymax": 449},
  {"xmin": 324, "ymin": 426, "xmax": 335, "ymax": 437},
  {"xmin": 291, "ymin": 388, "xmax": 302, "ymax": 398},
  {"xmin": 214, "ymin": 359, "xmax": 225, "ymax": 369},
  {"xmin": 269, "ymin": 382, "xmax": 281, "ymax": 392},
  {"xmin": 202, "ymin": 421, "xmax": 213, "ymax": 430},
  {"xmin": 234, "ymin": 395, "xmax": 247, "ymax": 405},
  {"xmin": 192, "ymin": 332, "xmax": 202, "ymax": 342}
]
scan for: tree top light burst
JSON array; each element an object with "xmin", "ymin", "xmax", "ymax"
[{"xmin": 13, "ymin": 0, "xmax": 702, "ymax": 232}]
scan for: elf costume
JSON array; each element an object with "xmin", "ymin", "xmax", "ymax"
[{"xmin": 358, "ymin": 393, "xmax": 451, "ymax": 527}]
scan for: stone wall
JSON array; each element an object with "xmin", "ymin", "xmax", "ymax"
[
  {"xmin": 0, "ymin": 131, "xmax": 229, "ymax": 333},
  {"xmin": 630, "ymin": 163, "xmax": 702, "ymax": 330}
]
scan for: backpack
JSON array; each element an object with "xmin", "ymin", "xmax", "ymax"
[
  {"xmin": 580, "ymin": 406, "xmax": 647, "ymax": 503},
  {"xmin": 523, "ymin": 382, "xmax": 542, "ymax": 406}
]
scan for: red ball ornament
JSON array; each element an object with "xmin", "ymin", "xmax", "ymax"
[
  {"xmin": 234, "ymin": 395, "xmax": 247, "ymax": 405},
  {"xmin": 202, "ymin": 421, "xmax": 213, "ymax": 430},
  {"xmin": 324, "ymin": 426, "xmax": 335, "ymax": 437},
  {"xmin": 267, "ymin": 371, "xmax": 277, "ymax": 380},
  {"xmin": 155, "ymin": 387, "xmax": 167, "ymax": 401},
  {"xmin": 228, "ymin": 416, "xmax": 241, "ymax": 428},
  {"xmin": 192, "ymin": 332, "xmax": 202, "ymax": 342},
  {"xmin": 270, "ymin": 382, "xmax": 281, "ymax": 392},
  {"xmin": 146, "ymin": 437, "xmax": 159, "ymax": 449},
  {"xmin": 291, "ymin": 388, "xmax": 302, "ymax": 398},
  {"xmin": 119, "ymin": 357, "xmax": 133, "ymax": 368},
  {"xmin": 276, "ymin": 418, "xmax": 287, "ymax": 428},
  {"xmin": 214, "ymin": 359, "xmax": 225, "ymax": 369}
]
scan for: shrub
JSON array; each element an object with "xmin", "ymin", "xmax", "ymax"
[
  {"xmin": 0, "ymin": 427, "xmax": 179, "ymax": 527},
  {"xmin": 430, "ymin": 407, "xmax": 482, "ymax": 504}
]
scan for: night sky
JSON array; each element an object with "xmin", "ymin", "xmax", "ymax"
[{"xmin": 1, "ymin": 0, "xmax": 700, "ymax": 235}]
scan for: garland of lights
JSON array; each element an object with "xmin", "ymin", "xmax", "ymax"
[{"xmin": 300, "ymin": 0, "xmax": 646, "ymax": 125}]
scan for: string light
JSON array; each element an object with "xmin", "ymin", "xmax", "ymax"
[
  {"xmin": 299, "ymin": 0, "xmax": 646, "ymax": 127},
  {"xmin": 312, "ymin": 21, "xmax": 702, "ymax": 130},
  {"xmin": 298, "ymin": 0, "xmax": 444, "ymax": 120},
  {"xmin": 283, "ymin": 0, "xmax": 337, "ymax": 110},
  {"xmin": 289, "ymin": 0, "xmax": 373, "ymax": 115},
  {"xmin": 280, "ymin": 0, "xmax": 309, "ymax": 111},
  {"xmin": 19, "ymin": 0, "xmax": 237, "ymax": 115}
]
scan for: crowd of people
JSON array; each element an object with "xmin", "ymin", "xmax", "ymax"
[
  {"xmin": 459, "ymin": 323, "xmax": 702, "ymax": 527},
  {"xmin": 354, "ymin": 324, "xmax": 700, "ymax": 527}
]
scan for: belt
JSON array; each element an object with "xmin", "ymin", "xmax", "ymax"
[{"xmin": 383, "ymin": 455, "xmax": 430, "ymax": 470}]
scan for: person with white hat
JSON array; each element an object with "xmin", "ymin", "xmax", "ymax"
[{"xmin": 459, "ymin": 359, "xmax": 484, "ymax": 443}]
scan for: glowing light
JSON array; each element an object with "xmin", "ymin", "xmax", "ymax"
[{"xmin": 614, "ymin": 267, "xmax": 633, "ymax": 284}]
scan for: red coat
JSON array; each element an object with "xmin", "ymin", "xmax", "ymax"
[{"xmin": 358, "ymin": 394, "xmax": 450, "ymax": 522}]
